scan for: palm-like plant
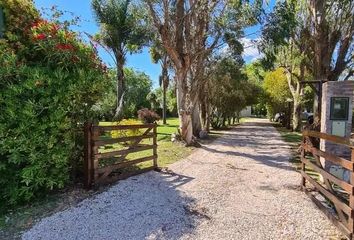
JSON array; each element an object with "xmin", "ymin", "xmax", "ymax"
[
  {"xmin": 150, "ymin": 41, "xmax": 171, "ymax": 125},
  {"xmin": 92, "ymin": 0, "xmax": 150, "ymax": 119}
]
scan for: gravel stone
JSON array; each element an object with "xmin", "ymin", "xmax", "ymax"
[{"xmin": 22, "ymin": 119, "xmax": 345, "ymax": 240}]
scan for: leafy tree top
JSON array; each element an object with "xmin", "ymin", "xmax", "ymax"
[{"xmin": 92, "ymin": 0, "xmax": 151, "ymax": 59}]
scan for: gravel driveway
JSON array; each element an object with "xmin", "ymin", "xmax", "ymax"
[{"xmin": 22, "ymin": 119, "xmax": 344, "ymax": 240}]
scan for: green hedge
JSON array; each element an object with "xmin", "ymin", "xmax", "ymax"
[{"xmin": 0, "ymin": 0, "xmax": 109, "ymax": 209}]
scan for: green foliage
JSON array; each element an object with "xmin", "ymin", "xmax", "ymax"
[
  {"xmin": 123, "ymin": 69, "xmax": 152, "ymax": 117},
  {"xmin": 91, "ymin": 0, "xmax": 151, "ymax": 55},
  {"xmin": 260, "ymin": 0, "xmax": 297, "ymax": 70},
  {"xmin": 146, "ymin": 86, "xmax": 177, "ymax": 117},
  {"xmin": 209, "ymin": 57, "xmax": 261, "ymax": 128},
  {"xmin": 0, "ymin": 1, "xmax": 108, "ymax": 209},
  {"xmin": 91, "ymin": 0, "xmax": 152, "ymax": 118},
  {"xmin": 100, "ymin": 119, "xmax": 142, "ymax": 140},
  {"xmin": 244, "ymin": 61, "xmax": 267, "ymax": 116},
  {"xmin": 263, "ymin": 68, "xmax": 292, "ymax": 119},
  {"xmin": 94, "ymin": 68, "xmax": 152, "ymax": 119}
]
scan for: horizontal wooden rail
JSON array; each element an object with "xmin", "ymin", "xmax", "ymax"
[
  {"xmin": 301, "ymin": 157, "xmax": 353, "ymax": 193},
  {"xmin": 301, "ymin": 130, "xmax": 354, "ymax": 238},
  {"xmin": 84, "ymin": 122, "xmax": 158, "ymax": 188},
  {"xmin": 95, "ymin": 145, "xmax": 155, "ymax": 159},
  {"xmin": 93, "ymin": 124, "xmax": 155, "ymax": 131},
  {"xmin": 303, "ymin": 130, "xmax": 354, "ymax": 148},
  {"xmin": 301, "ymin": 171, "xmax": 352, "ymax": 216},
  {"xmin": 97, "ymin": 155, "xmax": 156, "ymax": 174},
  {"xmin": 302, "ymin": 144, "xmax": 354, "ymax": 171},
  {"xmin": 94, "ymin": 134, "xmax": 154, "ymax": 146}
]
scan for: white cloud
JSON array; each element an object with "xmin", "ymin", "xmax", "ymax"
[{"xmin": 240, "ymin": 38, "xmax": 263, "ymax": 62}]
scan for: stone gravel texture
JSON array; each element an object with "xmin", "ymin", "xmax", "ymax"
[{"xmin": 22, "ymin": 119, "xmax": 345, "ymax": 240}]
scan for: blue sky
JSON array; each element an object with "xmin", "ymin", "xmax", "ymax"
[{"xmin": 34, "ymin": 0, "xmax": 275, "ymax": 88}]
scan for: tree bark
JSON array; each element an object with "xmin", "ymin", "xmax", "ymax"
[
  {"xmin": 114, "ymin": 50, "xmax": 125, "ymax": 119},
  {"xmin": 161, "ymin": 56, "xmax": 169, "ymax": 125},
  {"xmin": 192, "ymin": 103, "xmax": 202, "ymax": 137},
  {"xmin": 176, "ymin": 70, "xmax": 193, "ymax": 145},
  {"xmin": 162, "ymin": 82, "xmax": 167, "ymax": 124},
  {"xmin": 293, "ymin": 99, "xmax": 302, "ymax": 131}
]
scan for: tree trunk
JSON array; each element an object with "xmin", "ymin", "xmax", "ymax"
[
  {"xmin": 222, "ymin": 117, "xmax": 226, "ymax": 127},
  {"xmin": 176, "ymin": 71, "xmax": 193, "ymax": 145},
  {"xmin": 293, "ymin": 99, "xmax": 302, "ymax": 132},
  {"xmin": 114, "ymin": 51, "xmax": 125, "ymax": 119},
  {"xmin": 162, "ymin": 78, "xmax": 167, "ymax": 125},
  {"xmin": 192, "ymin": 103, "xmax": 202, "ymax": 137},
  {"xmin": 199, "ymin": 92, "xmax": 209, "ymax": 131},
  {"xmin": 205, "ymin": 100, "xmax": 210, "ymax": 132},
  {"xmin": 161, "ymin": 57, "xmax": 169, "ymax": 125}
]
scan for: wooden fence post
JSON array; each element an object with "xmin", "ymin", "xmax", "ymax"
[
  {"xmin": 84, "ymin": 122, "xmax": 92, "ymax": 189},
  {"xmin": 92, "ymin": 127, "xmax": 100, "ymax": 184},
  {"xmin": 153, "ymin": 123, "xmax": 158, "ymax": 169},
  {"xmin": 301, "ymin": 134, "xmax": 306, "ymax": 189},
  {"xmin": 349, "ymin": 148, "xmax": 354, "ymax": 238}
]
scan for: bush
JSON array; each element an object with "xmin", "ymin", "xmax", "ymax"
[
  {"xmin": 99, "ymin": 119, "xmax": 142, "ymax": 139},
  {"xmin": 0, "ymin": 1, "xmax": 109, "ymax": 210},
  {"xmin": 137, "ymin": 108, "xmax": 160, "ymax": 124}
]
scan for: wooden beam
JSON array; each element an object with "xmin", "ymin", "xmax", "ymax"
[
  {"xmin": 303, "ymin": 130, "xmax": 354, "ymax": 148},
  {"xmin": 84, "ymin": 122, "xmax": 93, "ymax": 189},
  {"xmin": 301, "ymin": 171, "xmax": 353, "ymax": 216},
  {"xmin": 153, "ymin": 124, "xmax": 158, "ymax": 169},
  {"xmin": 303, "ymin": 189, "xmax": 352, "ymax": 238},
  {"xmin": 93, "ymin": 124, "xmax": 156, "ymax": 131},
  {"xmin": 94, "ymin": 134, "xmax": 154, "ymax": 146},
  {"xmin": 97, "ymin": 155, "xmax": 156, "ymax": 174},
  {"xmin": 95, "ymin": 145, "xmax": 155, "ymax": 159},
  {"xmin": 302, "ymin": 157, "xmax": 353, "ymax": 193},
  {"xmin": 303, "ymin": 144, "xmax": 354, "ymax": 170}
]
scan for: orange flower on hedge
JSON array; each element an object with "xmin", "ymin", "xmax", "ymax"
[
  {"xmin": 31, "ymin": 19, "xmax": 48, "ymax": 29},
  {"xmin": 50, "ymin": 24, "xmax": 60, "ymax": 35},
  {"xmin": 55, "ymin": 43, "xmax": 75, "ymax": 51},
  {"xmin": 34, "ymin": 33, "xmax": 46, "ymax": 40}
]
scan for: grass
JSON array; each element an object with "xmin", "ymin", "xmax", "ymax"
[
  {"xmin": 98, "ymin": 117, "xmax": 193, "ymax": 169},
  {"xmin": 274, "ymin": 123, "xmax": 320, "ymax": 180}
]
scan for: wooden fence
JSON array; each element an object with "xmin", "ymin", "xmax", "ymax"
[
  {"xmin": 84, "ymin": 123, "xmax": 157, "ymax": 188},
  {"xmin": 301, "ymin": 130, "xmax": 354, "ymax": 238}
]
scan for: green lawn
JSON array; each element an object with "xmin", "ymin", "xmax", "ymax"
[
  {"xmin": 274, "ymin": 123, "xmax": 319, "ymax": 180},
  {"xmin": 98, "ymin": 117, "xmax": 193, "ymax": 169}
]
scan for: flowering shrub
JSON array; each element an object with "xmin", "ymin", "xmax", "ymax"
[
  {"xmin": 0, "ymin": 1, "xmax": 109, "ymax": 209},
  {"xmin": 100, "ymin": 119, "xmax": 142, "ymax": 142},
  {"xmin": 26, "ymin": 19, "xmax": 107, "ymax": 72},
  {"xmin": 138, "ymin": 108, "xmax": 160, "ymax": 124}
]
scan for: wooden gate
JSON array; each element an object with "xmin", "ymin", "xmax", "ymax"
[
  {"xmin": 84, "ymin": 122, "xmax": 157, "ymax": 188},
  {"xmin": 301, "ymin": 130, "xmax": 354, "ymax": 238}
]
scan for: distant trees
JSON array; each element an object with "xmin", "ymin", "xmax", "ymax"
[
  {"xmin": 146, "ymin": 0, "xmax": 262, "ymax": 144},
  {"xmin": 208, "ymin": 57, "xmax": 261, "ymax": 128},
  {"xmin": 95, "ymin": 68, "xmax": 153, "ymax": 119},
  {"xmin": 149, "ymin": 41, "xmax": 171, "ymax": 124},
  {"xmin": 148, "ymin": 86, "xmax": 178, "ymax": 118},
  {"xmin": 92, "ymin": 0, "xmax": 151, "ymax": 119},
  {"xmin": 261, "ymin": 0, "xmax": 354, "ymax": 129},
  {"xmin": 263, "ymin": 68, "xmax": 292, "ymax": 120}
]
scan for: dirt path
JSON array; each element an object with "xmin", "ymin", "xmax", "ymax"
[{"xmin": 23, "ymin": 119, "xmax": 344, "ymax": 240}]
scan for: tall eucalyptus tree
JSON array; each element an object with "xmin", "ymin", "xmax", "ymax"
[{"xmin": 146, "ymin": 0, "xmax": 262, "ymax": 144}]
